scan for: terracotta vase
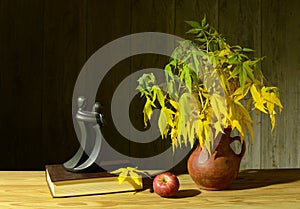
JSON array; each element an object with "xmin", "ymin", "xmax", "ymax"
[{"xmin": 187, "ymin": 129, "xmax": 246, "ymax": 190}]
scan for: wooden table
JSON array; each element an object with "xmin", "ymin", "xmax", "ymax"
[{"xmin": 0, "ymin": 169, "xmax": 300, "ymax": 209}]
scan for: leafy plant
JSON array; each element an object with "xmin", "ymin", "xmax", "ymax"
[
  {"xmin": 137, "ymin": 16, "xmax": 283, "ymax": 154},
  {"xmin": 110, "ymin": 167, "xmax": 151, "ymax": 186}
]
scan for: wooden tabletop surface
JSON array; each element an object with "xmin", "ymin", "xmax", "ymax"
[{"xmin": 0, "ymin": 169, "xmax": 300, "ymax": 209}]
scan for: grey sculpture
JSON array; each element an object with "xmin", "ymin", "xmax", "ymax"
[{"xmin": 63, "ymin": 96, "xmax": 104, "ymax": 172}]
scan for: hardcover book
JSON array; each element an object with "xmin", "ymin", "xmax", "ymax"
[{"xmin": 45, "ymin": 164, "xmax": 144, "ymax": 197}]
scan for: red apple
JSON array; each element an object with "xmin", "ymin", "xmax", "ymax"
[{"xmin": 153, "ymin": 172, "xmax": 180, "ymax": 197}]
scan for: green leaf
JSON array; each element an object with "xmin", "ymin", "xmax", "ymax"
[
  {"xmin": 243, "ymin": 61, "xmax": 255, "ymax": 81},
  {"xmin": 239, "ymin": 66, "xmax": 247, "ymax": 90},
  {"xmin": 191, "ymin": 54, "xmax": 200, "ymax": 74},
  {"xmin": 195, "ymin": 32, "xmax": 204, "ymax": 39},
  {"xmin": 201, "ymin": 15, "xmax": 207, "ymax": 27},
  {"xmin": 240, "ymin": 53, "xmax": 249, "ymax": 59},
  {"xmin": 242, "ymin": 47, "xmax": 254, "ymax": 52},
  {"xmin": 186, "ymin": 28, "xmax": 201, "ymax": 34},
  {"xmin": 233, "ymin": 45, "xmax": 243, "ymax": 50},
  {"xmin": 228, "ymin": 55, "xmax": 238, "ymax": 65},
  {"xmin": 185, "ymin": 20, "xmax": 201, "ymax": 28},
  {"xmin": 184, "ymin": 69, "xmax": 192, "ymax": 93},
  {"xmin": 229, "ymin": 65, "xmax": 240, "ymax": 79},
  {"xmin": 164, "ymin": 64, "xmax": 172, "ymax": 76}
]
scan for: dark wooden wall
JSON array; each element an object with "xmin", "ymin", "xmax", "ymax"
[{"xmin": 0, "ymin": 0, "xmax": 299, "ymax": 170}]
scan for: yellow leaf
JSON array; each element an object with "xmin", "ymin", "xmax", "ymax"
[
  {"xmin": 232, "ymin": 120, "xmax": 241, "ymax": 132},
  {"xmin": 118, "ymin": 170, "xmax": 129, "ymax": 184},
  {"xmin": 110, "ymin": 168, "xmax": 125, "ymax": 174},
  {"xmin": 158, "ymin": 109, "xmax": 167, "ymax": 138},
  {"xmin": 211, "ymin": 94, "xmax": 226, "ymax": 115},
  {"xmin": 169, "ymin": 99, "xmax": 179, "ymax": 110},
  {"xmin": 126, "ymin": 166, "xmax": 137, "ymax": 171},
  {"xmin": 154, "ymin": 86, "xmax": 165, "ymax": 108},
  {"xmin": 250, "ymin": 84, "xmax": 267, "ymax": 113},
  {"xmin": 203, "ymin": 120, "xmax": 212, "ymax": 142},
  {"xmin": 129, "ymin": 171, "xmax": 142, "ymax": 186},
  {"xmin": 170, "ymin": 129, "xmax": 178, "ymax": 149},
  {"xmin": 143, "ymin": 98, "xmax": 153, "ymax": 126},
  {"xmin": 177, "ymin": 115, "xmax": 183, "ymax": 147},
  {"xmin": 195, "ymin": 119, "xmax": 204, "ymax": 148},
  {"xmin": 179, "ymin": 92, "xmax": 192, "ymax": 116},
  {"xmin": 158, "ymin": 107, "xmax": 174, "ymax": 138},
  {"xmin": 190, "ymin": 120, "xmax": 196, "ymax": 147},
  {"xmin": 218, "ymin": 47, "xmax": 231, "ymax": 57},
  {"xmin": 233, "ymin": 84, "xmax": 251, "ymax": 102},
  {"xmin": 214, "ymin": 121, "xmax": 224, "ymax": 137},
  {"xmin": 219, "ymin": 70, "xmax": 230, "ymax": 95},
  {"xmin": 250, "ymin": 84, "xmax": 260, "ymax": 101},
  {"xmin": 211, "ymin": 93, "xmax": 227, "ymax": 126},
  {"xmin": 262, "ymin": 90, "xmax": 283, "ymax": 111},
  {"xmin": 234, "ymin": 100, "xmax": 252, "ymax": 122},
  {"xmin": 111, "ymin": 167, "xmax": 147, "ymax": 186},
  {"xmin": 266, "ymin": 102, "xmax": 276, "ymax": 130},
  {"xmin": 232, "ymin": 120, "xmax": 245, "ymax": 139}
]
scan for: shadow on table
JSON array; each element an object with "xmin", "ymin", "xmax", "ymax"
[
  {"xmin": 141, "ymin": 178, "xmax": 201, "ymax": 198},
  {"xmin": 170, "ymin": 189, "xmax": 201, "ymax": 198},
  {"xmin": 227, "ymin": 169, "xmax": 300, "ymax": 190}
]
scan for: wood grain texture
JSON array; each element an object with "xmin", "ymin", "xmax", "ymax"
[
  {"xmin": 281, "ymin": 0, "xmax": 300, "ymax": 168},
  {"xmin": 42, "ymin": 0, "xmax": 85, "ymax": 166},
  {"xmin": 129, "ymin": 0, "xmax": 176, "ymax": 164},
  {"xmin": 0, "ymin": 0, "xmax": 299, "ymax": 170},
  {"xmin": 0, "ymin": 0, "xmax": 44, "ymax": 169},
  {"xmin": 87, "ymin": 0, "xmax": 132, "ymax": 158},
  {"xmin": 260, "ymin": 0, "xmax": 282, "ymax": 168},
  {"xmin": 218, "ymin": 0, "xmax": 262, "ymax": 169},
  {"xmin": 260, "ymin": 0, "xmax": 299, "ymax": 168},
  {"xmin": 0, "ymin": 170, "xmax": 300, "ymax": 208},
  {"xmin": 175, "ymin": 0, "xmax": 219, "ymax": 37}
]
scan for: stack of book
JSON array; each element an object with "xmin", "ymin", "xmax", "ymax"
[{"xmin": 45, "ymin": 164, "xmax": 146, "ymax": 197}]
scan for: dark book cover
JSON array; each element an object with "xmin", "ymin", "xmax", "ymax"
[{"xmin": 45, "ymin": 164, "xmax": 117, "ymax": 182}]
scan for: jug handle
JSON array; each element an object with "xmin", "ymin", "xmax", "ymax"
[{"xmin": 232, "ymin": 136, "xmax": 246, "ymax": 159}]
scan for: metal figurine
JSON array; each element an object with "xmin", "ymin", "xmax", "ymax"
[{"xmin": 63, "ymin": 96, "xmax": 104, "ymax": 172}]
